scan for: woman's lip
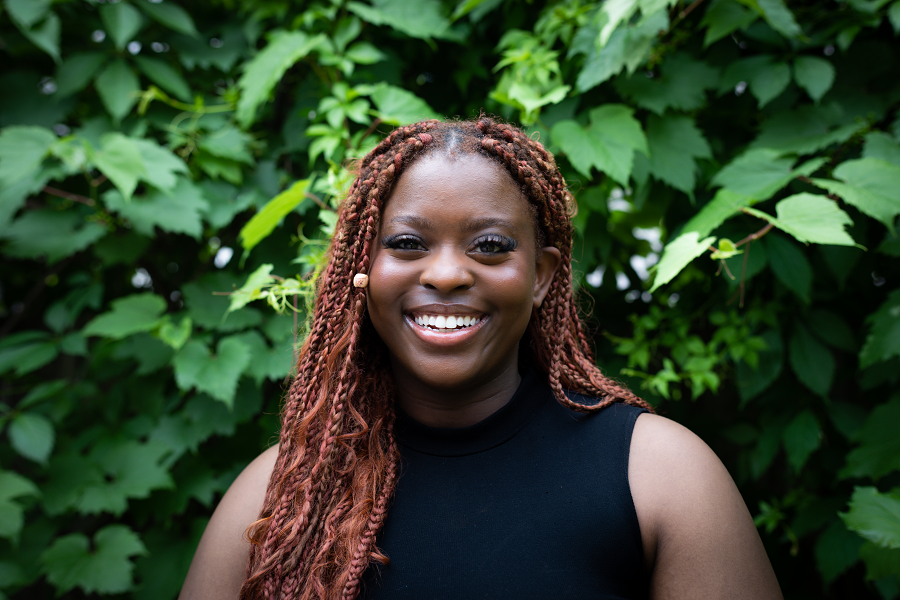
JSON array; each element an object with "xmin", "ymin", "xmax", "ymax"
[
  {"xmin": 404, "ymin": 314, "xmax": 488, "ymax": 347},
  {"xmin": 406, "ymin": 303, "xmax": 485, "ymax": 317}
]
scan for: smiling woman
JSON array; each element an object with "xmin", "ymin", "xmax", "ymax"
[{"xmin": 179, "ymin": 119, "xmax": 783, "ymax": 600}]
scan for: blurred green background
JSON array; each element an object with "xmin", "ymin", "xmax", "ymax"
[{"xmin": 1, "ymin": 0, "xmax": 899, "ymax": 597}]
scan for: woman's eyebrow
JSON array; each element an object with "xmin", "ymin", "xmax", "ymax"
[
  {"xmin": 384, "ymin": 215, "xmax": 435, "ymax": 229},
  {"xmin": 384, "ymin": 215, "xmax": 516, "ymax": 231},
  {"xmin": 459, "ymin": 217, "xmax": 515, "ymax": 232}
]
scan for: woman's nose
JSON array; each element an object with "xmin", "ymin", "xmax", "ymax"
[{"xmin": 419, "ymin": 249, "xmax": 475, "ymax": 292}]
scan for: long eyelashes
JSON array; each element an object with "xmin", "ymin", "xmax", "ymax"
[
  {"xmin": 471, "ymin": 234, "xmax": 517, "ymax": 254},
  {"xmin": 381, "ymin": 233, "xmax": 518, "ymax": 255},
  {"xmin": 382, "ymin": 234, "xmax": 425, "ymax": 251}
]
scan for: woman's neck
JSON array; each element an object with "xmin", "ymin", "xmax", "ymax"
[{"xmin": 391, "ymin": 360, "xmax": 523, "ymax": 428}]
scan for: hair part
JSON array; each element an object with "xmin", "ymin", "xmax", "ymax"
[{"xmin": 240, "ymin": 117, "xmax": 652, "ymax": 600}]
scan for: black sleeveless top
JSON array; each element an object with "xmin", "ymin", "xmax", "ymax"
[{"xmin": 361, "ymin": 371, "xmax": 649, "ymax": 599}]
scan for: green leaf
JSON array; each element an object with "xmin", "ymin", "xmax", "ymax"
[
  {"xmin": 135, "ymin": 0, "xmax": 199, "ymax": 37},
  {"xmin": 753, "ymin": 61, "xmax": 791, "ymax": 107},
  {"xmin": 91, "ymin": 133, "xmax": 145, "ymax": 201},
  {"xmin": 228, "ymin": 264, "xmax": 276, "ymax": 313},
  {"xmin": 860, "ymin": 290, "xmax": 900, "ymax": 369},
  {"xmin": 841, "ymin": 393, "xmax": 900, "ymax": 480},
  {"xmin": 735, "ymin": 329, "xmax": 783, "ymax": 403},
  {"xmin": 783, "ymin": 409, "xmax": 821, "ymax": 472},
  {"xmin": 17, "ymin": 10, "xmax": 61, "ymax": 62},
  {"xmin": 157, "ymin": 316, "xmax": 192, "ymax": 351},
  {"xmin": 0, "ymin": 125, "xmax": 56, "ymax": 187},
  {"xmin": 721, "ymin": 55, "xmax": 789, "ymax": 106},
  {"xmin": 79, "ymin": 439, "xmax": 173, "ymax": 513},
  {"xmin": 19, "ymin": 380, "xmax": 68, "ymax": 410},
  {"xmin": 369, "ymin": 82, "xmax": 441, "ymax": 126},
  {"xmin": 8, "ymin": 412, "xmax": 54, "ymax": 464},
  {"xmin": 683, "ymin": 189, "xmax": 755, "ymax": 237},
  {"xmin": 182, "ymin": 272, "xmax": 264, "ymax": 332},
  {"xmin": 551, "ymin": 104, "xmax": 647, "ymax": 185},
  {"xmin": 173, "ymin": 336, "xmax": 252, "ymax": 406},
  {"xmin": 0, "ymin": 471, "xmax": 40, "ymax": 502},
  {"xmin": 197, "ymin": 127, "xmax": 254, "ymax": 164},
  {"xmin": 890, "ymin": 1, "xmax": 900, "ymax": 34},
  {"xmin": 0, "ymin": 209, "xmax": 107, "ymax": 263},
  {"xmin": 345, "ymin": 41, "xmax": 387, "ymax": 65},
  {"xmin": 645, "ymin": 114, "xmax": 711, "ymax": 194},
  {"xmin": 4, "ymin": 0, "xmax": 52, "ymax": 28},
  {"xmin": 701, "ymin": 0, "xmax": 758, "ymax": 46},
  {"xmin": 745, "ymin": 193, "xmax": 857, "ymax": 246},
  {"xmin": 231, "ymin": 330, "xmax": 294, "ymax": 385},
  {"xmin": 710, "ymin": 148, "xmax": 795, "ymax": 201},
  {"xmin": 0, "ymin": 470, "xmax": 39, "ymax": 541},
  {"xmin": 764, "ymin": 233, "xmax": 811, "ymax": 303},
  {"xmin": 751, "ymin": 107, "xmax": 865, "ymax": 155},
  {"xmin": 793, "ymin": 56, "xmax": 836, "ymax": 102},
  {"xmin": 347, "ymin": 0, "xmax": 454, "ymax": 41},
  {"xmin": 236, "ymin": 30, "xmax": 324, "ymax": 128},
  {"xmin": 812, "ymin": 158, "xmax": 900, "ymax": 231},
  {"xmin": 790, "ymin": 323, "xmax": 834, "ymax": 396},
  {"xmin": 133, "ymin": 56, "xmax": 192, "ymax": 102},
  {"xmin": 198, "ymin": 180, "xmax": 255, "ymax": 230},
  {"xmin": 238, "ymin": 179, "xmax": 309, "ymax": 253},
  {"xmin": 0, "ymin": 332, "xmax": 58, "ymax": 376},
  {"xmin": 650, "ymin": 231, "xmax": 716, "ymax": 292},
  {"xmin": 112, "ymin": 333, "xmax": 173, "ymax": 375},
  {"xmin": 95, "ymin": 60, "xmax": 140, "ymax": 123},
  {"xmin": 54, "ymin": 52, "xmax": 108, "ymax": 98},
  {"xmin": 41, "ymin": 525, "xmax": 146, "ymax": 595},
  {"xmin": 82, "ymin": 293, "xmax": 167, "ymax": 339},
  {"xmin": 99, "ymin": 1, "xmax": 144, "ymax": 51},
  {"xmin": 133, "ymin": 138, "xmax": 190, "ymax": 195},
  {"xmin": 103, "ymin": 178, "xmax": 208, "ymax": 238},
  {"xmin": 859, "ymin": 541, "xmax": 900, "ymax": 580},
  {"xmin": 864, "ymin": 132, "xmax": 900, "ymax": 167},
  {"xmin": 806, "ymin": 309, "xmax": 857, "ymax": 352},
  {"xmin": 815, "ymin": 519, "xmax": 863, "ymax": 584},
  {"xmin": 597, "ymin": 0, "xmax": 639, "ymax": 46},
  {"xmin": 574, "ymin": 10, "xmax": 667, "ymax": 92},
  {"xmin": 755, "ymin": 0, "xmax": 802, "ymax": 37},
  {"xmin": 614, "ymin": 53, "xmax": 720, "ymax": 115},
  {"xmin": 841, "ymin": 487, "xmax": 900, "ymax": 549}
]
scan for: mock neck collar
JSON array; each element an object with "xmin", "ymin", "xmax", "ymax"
[{"xmin": 394, "ymin": 370, "xmax": 550, "ymax": 457}]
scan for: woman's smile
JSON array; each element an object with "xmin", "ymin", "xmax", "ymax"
[{"xmin": 366, "ymin": 152, "xmax": 560, "ymax": 411}]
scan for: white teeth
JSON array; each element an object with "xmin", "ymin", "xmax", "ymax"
[{"xmin": 413, "ymin": 314, "xmax": 482, "ymax": 331}]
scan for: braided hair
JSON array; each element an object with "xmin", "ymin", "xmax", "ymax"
[{"xmin": 240, "ymin": 118, "xmax": 653, "ymax": 600}]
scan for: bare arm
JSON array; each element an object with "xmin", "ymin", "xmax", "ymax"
[
  {"xmin": 629, "ymin": 414, "xmax": 783, "ymax": 600},
  {"xmin": 179, "ymin": 445, "xmax": 279, "ymax": 600}
]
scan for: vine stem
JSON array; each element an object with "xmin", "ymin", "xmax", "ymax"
[
  {"xmin": 739, "ymin": 241, "xmax": 751, "ymax": 307},
  {"xmin": 305, "ymin": 192, "xmax": 334, "ymax": 212},
  {"xmin": 735, "ymin": 221, "xmax": 774, "ymax": 247},
  {"xmin": 293, "ymin": 293, "xmax": 299, "ymax": 368},
  {"xmin": 42, "ymin": 186, "xmax": 95, "ymax": 206},
  {"xmin": 672, "ymin": 0, "xmax": 706, "ymax": 29}
]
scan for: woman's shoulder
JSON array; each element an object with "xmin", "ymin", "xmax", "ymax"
[
  {"xmin": 629, "ymin": 414, "xmax": 783, "ymax": 599},
  {"xmin": 179, "ymin": 445, "xmax": 279, "ymax": 600}
]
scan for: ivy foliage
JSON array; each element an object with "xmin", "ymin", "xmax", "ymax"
[{"xmin": 1, "ymin": 0, "xmax": 899, "ymax": 598}]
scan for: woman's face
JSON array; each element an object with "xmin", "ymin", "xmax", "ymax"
[{"xmin": 367, "ymin": 153, "xmax": 560, "ymax": 396}]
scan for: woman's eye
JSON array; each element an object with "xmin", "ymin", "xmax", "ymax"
[
  {"xmin": 383, "ymin": 235, "xmax": 425, "ymax": 251},
  {"xmin": 472, "ymin": 235, "xmax": 517, "ymax": 254}
]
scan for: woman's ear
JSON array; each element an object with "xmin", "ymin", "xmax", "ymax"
[{"xmin": 533, "ymin": 247, "xmax": 562, "ymax": 308}]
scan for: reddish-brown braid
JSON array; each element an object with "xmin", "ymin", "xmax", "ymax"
[{"xmin": 241, "ymin": 118, "xmax": 653, "ymax": 600}]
